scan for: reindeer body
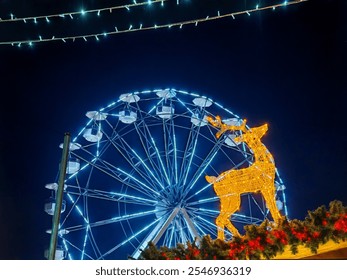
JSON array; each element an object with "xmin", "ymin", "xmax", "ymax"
[{"xmin": 205, "ymin": 116, "xmax": 282, "ymax": 240}]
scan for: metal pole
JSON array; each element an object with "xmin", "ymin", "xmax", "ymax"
[{"xmin": 48, "ymin": 132, "xmax": 70, "ymax": 260}]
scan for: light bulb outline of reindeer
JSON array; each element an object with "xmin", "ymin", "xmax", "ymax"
[{"xmin": 205, "ymin": 115, "xmax": 282, "ymax": 240}]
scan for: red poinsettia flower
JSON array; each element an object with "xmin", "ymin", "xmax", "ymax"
[{"xmin": 334, "ymin": 218, "xmax": 347, "ymax": 232}]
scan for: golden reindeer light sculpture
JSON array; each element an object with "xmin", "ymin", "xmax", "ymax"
[{"xmin": 205, "ymin": 116, "xmax": 282, "ymax": 240}]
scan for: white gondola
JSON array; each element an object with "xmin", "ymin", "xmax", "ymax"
[
  {"xmin": 223, "ymin": 118, "xmax": 242, "ymax": 126},
  {"xmin": 44, "ymin": 198, "xmax": 66, "ymax": 215},
  {"xmin": 193, "ymin": 97, "xmax": 212, "ymax": 107},
  {"xmin": 83, "ymin": 127, "xmax": 103, "ymax": 142},
  {"xmin": 66, "ymin": 157, "xmax": 80, "ymax": 174},
  {"xmin": 45, "ymin": 229, "xmax": 70, "ymax": 235},
  {"xmin": 275, "ymin": 182, "xmax": 286, "ymax": 191},
  {"xmin": 45, "ymin": 183, "xmax": 67, "ymax": 191},
  {"xmin": 119, "ymin": 93, "xmax": 140, "ymax": 103},
  {"xmin": 191, "ymin": 112, "xmax": 208, "ymax": 126},
  {"xmin": 59, "ymin": 142, "xmax": 81, "ymax": 151},
  {"xmin": 224, "ymin": 134, "xmax": 239, "ymax": 147},
  {"xmin": 156, "ymin": 104, "xmax": 174, "ymax": 119},
  {"xmin": 276, "ymin": 200, "xmax": 284, "ymax": 211},
  {"xmin": 119, "ymin": 109, "xmax": 137, "ymax": 124},
  {"xmin": 156, "ymin": 89, "xmax": 176, "ymax": 99},
  {"xmin": 85, "ymin": 111, "xmax": 107, "ymax": 121},
  {"xmin": 44, "ymin": 245, "xmax": 67, "ymax": 260}
]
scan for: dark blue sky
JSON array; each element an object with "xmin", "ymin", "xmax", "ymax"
[{"xmin": 0, "ymin": 0, "xmax": 346, "ymax": 259}]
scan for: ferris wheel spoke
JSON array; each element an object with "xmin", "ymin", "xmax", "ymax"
[
  {"xmin": 181, "ymin": 138, "xmax": 224, "ymax": 199},
  {"xmin": 99, "ymin": 126, "xmax": 165, "ymax": 192},
  {"xmin": 178, "ymin": 121, "xmax": 202, "ymax": 191},
  {"xmin": 99, "ymin": 216, "xmax": 164, "ymax": 259},
  {"xmin": 161, "ymin": 116, "xmax": 179, "ymax": 186},
  {"xmin": 186, "ymin": 196, "xmax": 220, "ymax": 207},
  {"xmin": 180, "ymin": 208, "xmax": 201, "ymax": 241},
  {"xmin": 132, "ymin": 101, "xmax": 172, "ymax": 187},
  {"xmin": 195, "ymin": 216, "xmax": 222, "ymax": 235},
  {"xmin": 193, "ymin": 220, "xmax": 211, "ymax": 237},
  {"xmin": 62, "ymin": 209, "xmax": 158, "ymax": 234},
  {"xmin": 61, "ymin": 237, "xmax": 94, "ymax": 260},
  {"xmin": 132, "ymin": 119, "xmax": 170, "ymax": 187},
  {"xmin": 72, "ymin": 154, "xmax": 160, "ymax": 198},
  {"xmin": 59, "ymin": 193, "xmax": 85, "ymax": 228},
  {"xmin": 131, "ymin": 207, "xmax": 180, "ymax": 259},
  {"xmin": 66, "ymin": 186, "xmax": 157, "ymax": 206},
  {"xmin": 193, "ymin": 216, "xmax": 217, "ymax": 237},
  {"xmin": 184, "ymin": 154, "xmax": 253, "ymax": 202}
]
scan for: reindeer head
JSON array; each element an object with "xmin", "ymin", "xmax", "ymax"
[
  {"xmin": 233, "ymin": 123, "xmax": 268, "ymax": 144},
  {"xmin": 206, "ymin": 116, "xmax": 268, "ymax": 144}
]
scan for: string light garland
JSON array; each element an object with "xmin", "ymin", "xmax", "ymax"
[
  {"xmin": 0, "ymin": 0, "xmax": 167, "ymax": 23},
  {"xmin": 0, "ymin": 0, "xmax": 308, "ymax": 47}
]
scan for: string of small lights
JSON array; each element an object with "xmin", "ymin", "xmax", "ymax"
[
  {"xmin": 0, "ymin": 0, "xmax": 167, "ymax": 23},
  {"xmin": 0, "ymin": 0, "xmax": 308, "ymax": 47}
]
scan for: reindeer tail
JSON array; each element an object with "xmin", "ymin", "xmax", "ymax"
[{"xmin": 205, "ymin": 175, "xmax": 217, "ymax": 184}]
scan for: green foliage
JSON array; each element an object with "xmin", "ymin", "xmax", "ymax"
[{"xmin": 139, "ymin": 200, "xmax": 347, "ymax": 260}]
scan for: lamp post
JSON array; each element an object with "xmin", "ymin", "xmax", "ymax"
[{"xmin": 48, "ymin": 132, "xmax": 70, "ymax": 260}]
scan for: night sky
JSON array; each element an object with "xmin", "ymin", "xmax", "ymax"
[{"xmin": 0, "ymin": 0, "xmax": 346, "ymax": 260}]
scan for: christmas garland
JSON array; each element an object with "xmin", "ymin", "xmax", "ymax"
[{"xmin": 139, "ymin": 200, "xmax": 347, "ymax": 260}]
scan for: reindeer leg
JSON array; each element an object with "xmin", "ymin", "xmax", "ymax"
[
  {"xmin": 217, "ymin": 195, "xmax": 241, "ymax": 239},
  {"xmin": 262, "ymin": 186, "xmax": 282, "ymax": 224},
  {"xmin": 216, "ymin": 214, "xmax": 226, "ymax": 240}
]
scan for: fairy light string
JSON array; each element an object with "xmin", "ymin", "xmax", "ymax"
[
  {"xmin": 0, "ymin": 0, "xmax": 308, "ymax": 47},
  {"xmin": 0, "ymin": 0, "xmax": 167, "ymax": 23}
]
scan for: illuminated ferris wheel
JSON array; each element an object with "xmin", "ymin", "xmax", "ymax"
[{"xmin": 44, "ymin": 88, "xmax": 288, "ymax": 260}]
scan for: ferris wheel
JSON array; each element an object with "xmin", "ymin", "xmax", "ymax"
[{"xmin": 44, "ymin": 88, "xmax": 288, "ymax": 260}]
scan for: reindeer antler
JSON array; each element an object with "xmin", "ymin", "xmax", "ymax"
[{"xmin": 206, "ymin": 116, "xmax": 247, "ymax": 139}]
